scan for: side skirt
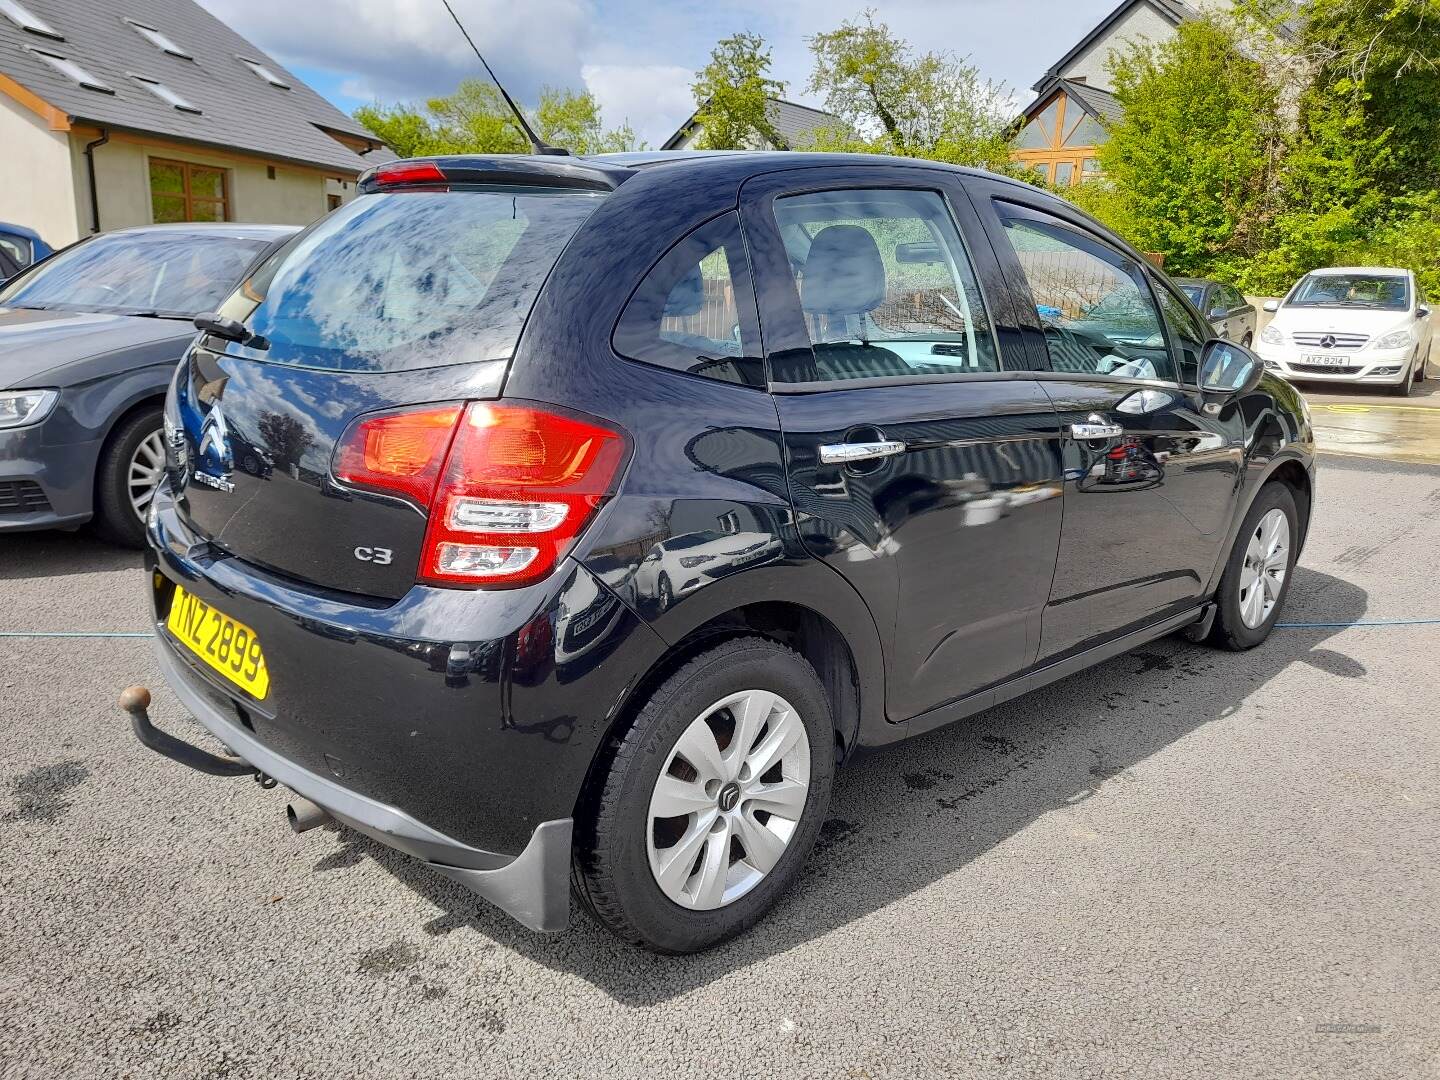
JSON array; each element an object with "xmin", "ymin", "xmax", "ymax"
[{"xmin": 867, "ymin": 604, "xmax": 1211, "ymax": 746}]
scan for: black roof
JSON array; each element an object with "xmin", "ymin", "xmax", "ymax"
[
  {"xmin": 380, "ymin": 150, "xmax": 1043, "ymax": 196},
  {"xmin": 0, "ymin": 0, "xmax": 390, "ymax": 173}
]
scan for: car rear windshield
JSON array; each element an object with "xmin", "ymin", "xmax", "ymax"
[
  {"xmin": 215, "ymin": 188, "xmax": 605, "ymax": 372},
  {"xmin": 1289, "ymin": 273, "xmax": 1409, "ymax": 310},
  {"xmin": 0, "ymin": 232, "xmax": 270, "ymax": 317}
]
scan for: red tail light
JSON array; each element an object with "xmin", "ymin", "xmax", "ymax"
[
  {"xmin": 372, "ymin": 160, "xmax": 447, "ymax": 187},
  {"xmin": 333, "ymin": 402, "xmax": 627, "ymax": 589},
  {"xmin": 333, "ymin": 403, "xmax": 462, "ymax": 507}
]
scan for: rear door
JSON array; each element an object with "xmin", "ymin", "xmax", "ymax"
[
  {"xmin": 971, "ymin": 188, "xmax": 1242, "ymax": 660},
  {"xmin": 739, "ymin": 166, "xmax": 1065, "ymax": 721}
]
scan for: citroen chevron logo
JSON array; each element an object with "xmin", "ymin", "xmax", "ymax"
[{"xmin": 195, "ymin": 403, "xmax": 235, "ymax": 492}]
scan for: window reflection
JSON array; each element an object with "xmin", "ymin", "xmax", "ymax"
[{"xmin": 219, "ymin": 189, "xmax": 604, "ymax": 372}]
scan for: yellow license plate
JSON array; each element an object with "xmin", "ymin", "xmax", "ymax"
[{"xmin": 166, "ymin": 584, "xmax": 270, "ymax": 699}]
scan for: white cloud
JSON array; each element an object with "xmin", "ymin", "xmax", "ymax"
[
  {"xmin": 196, "ymin": 0, "xmax": 595, "ymax": 103},
  {"xmin": 581, "ymin": 63, "xmax": 694, "ymax": 147}
]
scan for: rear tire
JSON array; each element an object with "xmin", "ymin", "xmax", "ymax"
[
  {"xmin": 573, "ymin": 637, "xmax": 834, "ymax": 953},
  {"xmin": 1208, "ymin": 482, "xmax": 1298, "ymax": 651},
  {"xmin": 92, "ymin": 407, "xmax": 164, "ymax": 548}
]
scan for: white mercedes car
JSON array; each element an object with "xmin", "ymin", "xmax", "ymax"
[{"xmin": 1255, "ymin": 266, "xmax": 1432, "ymax": 395}]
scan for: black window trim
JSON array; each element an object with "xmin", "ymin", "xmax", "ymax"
[
  {"xmin": 991, "ymin": 196, "xmax": 1185, "ymax": 391},
  {"xmin": 751, "ymin": 175, "xmax": 1010, "ymax": 394}
]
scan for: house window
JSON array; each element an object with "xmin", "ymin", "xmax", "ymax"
[
  {"xmin": 327, "ymin": 194, "xmax": 343, "ymax": 212},
  {"xmin": 150, "ymin": 159, "xmax": 229, "ymax": 223},
  {"xmin": 238, "ymin": 56, "xmax": 290, "ymax": 89},
  {"xmin": 126, "ymin": 20, "xmax": 191, "ymax": 59},
  {"xmin": 1011, "ymin": 90, "xmax": 1107, "ymax": 188},
  {"xmin": 130, "ymin": 75, "xmax": 201, "ymax": 113},
  {"xmin": 27, "ymin": 48, "xmax": 111, "ymax": 92},
  {"xmin": 0, "ymin": 0, "xmax": 61, "ymax": 39}
]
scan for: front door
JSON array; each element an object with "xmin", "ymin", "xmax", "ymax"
[
  {"xmin": 739, "ymin": 167, "xmax": 1065, "ymax": 721},
  {"xmin": 974, "ymin": 192, "xmax": 1242, "ymax": 660}
]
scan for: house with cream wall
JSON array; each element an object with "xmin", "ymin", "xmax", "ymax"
[{"xmin": 0, "ymin": 0, "xmax": 392, "ymax": 250}]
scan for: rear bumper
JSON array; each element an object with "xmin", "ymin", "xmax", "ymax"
[{"xmin": 143, "ymin": 638, "xmax": 572, "ymax": 931}]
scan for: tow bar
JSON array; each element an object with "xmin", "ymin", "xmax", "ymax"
[{"xmin": 119, "ymin": 685, "xmax": 256, "ymax": 778}]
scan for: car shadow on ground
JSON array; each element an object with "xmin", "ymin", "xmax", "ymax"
[
  {"xmin": 0, "ymin": 530, "xmax": 141, "ymax": 581},
  {"xmin": 305, "ymin": 565, "xmax": 1367, "ymax": 1005}
]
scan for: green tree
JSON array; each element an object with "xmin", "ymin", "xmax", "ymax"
[
  {"xmin": 355, "ymin": 80, "xmax": 641, "ymax": 157},
  {"xmin": 690, "ymin": 32, "xmax": 789, "ymax": 150},
  {"xmin": 805, "ymin": 10, "xmax": 1013, "ymax": 169},
  {"xmin": 1295, "ymin": 0, "xmax": 1440, "ymax": 195},
  {"xmin": 535, "ymin": 88, "xmax": 641, "ymax": 154},
  {"xmin": 1081, "ymin": 18, "xmax": 1286, "ymax": 282}
]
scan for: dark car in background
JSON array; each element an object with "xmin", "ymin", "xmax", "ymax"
[
  {"xmin": 129, "ymin": 152, "xmax": 1314, "ymax": 953},
  {"xmin": 0, "ymin": 221, "xmax": 53, "ymax": 281},
  {"xmin": 1174, "ymin": 277, "xmax": 1257, "ymax": 345},
  {"xmin": 0, "ymin": 222, "xmax": 296, "ymax": 545}
]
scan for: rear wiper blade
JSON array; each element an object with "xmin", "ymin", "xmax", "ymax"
[{"xmin": 194, "ymin": 311, "xmax": 269, "ymax": 350}]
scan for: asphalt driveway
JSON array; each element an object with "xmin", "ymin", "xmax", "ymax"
[{"xmin": 1, "ymin": 450, "xmax": 1437, "ymax": 1079}]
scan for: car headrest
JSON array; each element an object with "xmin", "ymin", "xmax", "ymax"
[
  {"xmin": 663, "ymin": 263, "xmax": 705, "ymax": 318},
  {"xmin": 801, "ymin": 225, "xmax": 886, "ymax": 317}
]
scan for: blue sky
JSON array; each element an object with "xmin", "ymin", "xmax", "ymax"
[{"xmin": 197, "ymin": 0, "xmax": 1120, "ymax": 146}]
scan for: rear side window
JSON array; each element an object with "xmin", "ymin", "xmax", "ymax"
[
  {"xmin": 217, "ymin": 188, "xmax": 604, "ymax": 372},
  {"xmin": 770, "ymin": 187, "xmax": 998, "ymax": 384},
  {"xmin": 613, "ymin": 211, "xmax": 764, "ymax": 388}
]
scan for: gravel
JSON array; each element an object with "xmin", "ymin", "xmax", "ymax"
[{"xmin": 1, "ymin": 453, "xmax": 1437, "ymax": 1079}]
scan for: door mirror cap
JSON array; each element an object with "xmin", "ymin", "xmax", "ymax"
[
  {"xmin": 1262, "ymin": 299, "xmax": 1280, "ymax": 313},
  {"xmin": 1418, "ymin": 305, "xmax": 1430, "ymax": 319},
  {"xmin": 1207, "ymin": 306, "xmax": 1228, "ymax": 320},
  {"xmin": 1199, "ymin": 338, "xmax": 1264, "ymax": 399}
]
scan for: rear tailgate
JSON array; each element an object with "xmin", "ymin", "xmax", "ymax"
[
  {"xmin": 168, "ymin": 182, "xmax": 607, "ymax": 598},
  {"xmin": 174, "ymin": 348, "xmax": 506, "ymax": 598}
]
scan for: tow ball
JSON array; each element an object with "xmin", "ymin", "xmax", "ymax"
[{"xmin": 119, "ymin": 685, "xmax": 256, "ymax": 777}]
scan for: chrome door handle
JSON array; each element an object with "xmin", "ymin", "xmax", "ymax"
[
  {"xmin": 819, "ymin": 439, "xmax": 907, "ymax": 465},
  {"xmin": 1070, "ymin": 414, "xmax": 1124, "ymax": 440}
]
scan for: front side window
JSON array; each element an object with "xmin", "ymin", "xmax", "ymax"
[
  {"xmin": 151, "ymin": 159, "xmax": 228, "ymax": 222},
  {"xmin": 1289, "ymin": 273, "xmax": 1409, "ymax": 311},
  {"xmin": 613, "ymin": 211, "xmax": 763, "ymax": 387},
  {"xmin": 771, "ymin": 187, "xmax": 998, "ymax": 384},
  {"xmin": 214, "ymin": 187, "xmax": 604, "ymax": 372},
  {"xmin": 0, "ymin": 232, "xmax": 268, "ymax": 316},
  {"xmin": 996, "ymin": 203, "xmax": 1174, "ymax": 383},
  {"xmin": 1154, "ymin": 279, "xmax": 1208, "ymax": 385}
]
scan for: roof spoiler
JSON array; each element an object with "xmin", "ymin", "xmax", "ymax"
[{"xmin": 357, "ymin": 156, "xmax": 633, "ymax": 194}]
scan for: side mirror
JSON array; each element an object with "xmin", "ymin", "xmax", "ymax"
[
  {"xmin": 1418, "ymin": 305, "xmax": 1430, "ymax": 319},
  {"xmin": 1207, "ymin": 306, "xmax": 1228, "ymax": 320},
  {"xmin": 1199, "ymin": 338, "xmax": 1263, "ymax": 405},
  {"xmin": 1262, "ymin": 299, "xmax": 1280, "ymax": 313}
]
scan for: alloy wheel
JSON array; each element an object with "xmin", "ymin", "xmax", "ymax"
[
  {"xmin": 1238, "ymin": 508, "xmax": 1289, "ymax": 629},
  {"xmin": 128, "ymin": 428, "xmax": 166, "ymax": 521},
  {"xmin": 646, "ymin": 688, "xmax": 810, "ymax": 910}
]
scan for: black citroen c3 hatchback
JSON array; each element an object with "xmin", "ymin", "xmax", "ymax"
[{"xmin": 130, "ymin": 151, "xmax": 1315, "ymax": 953}]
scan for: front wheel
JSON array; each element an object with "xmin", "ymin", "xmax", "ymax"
[
  {"xmin": 1208, "ymin": 482, "xmax": 1298, "ymax": 650},
  {"xmin": 92, "ymin": 407, "xmax": 165, "ymax": 548},
  {"xmin": 1389, "ymin": 357, "xmax": 1416, "ymax": 396},
  {"xmin": 573, "ymin": 637, "xmax": 835, "ymax": 953}
]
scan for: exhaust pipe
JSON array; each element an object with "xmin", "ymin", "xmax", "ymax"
[{"xmin": 286, "ymin": 796, "xmax": 331, "ymax": 834}]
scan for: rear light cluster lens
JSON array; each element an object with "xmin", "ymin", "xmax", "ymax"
[
  {"xmin": 333, "ymin": 402, "xmax": 627, "ymax": 589},
  {"xmin": 371, "ymin": 160, "xmax": 447, "ymax": 187}
]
